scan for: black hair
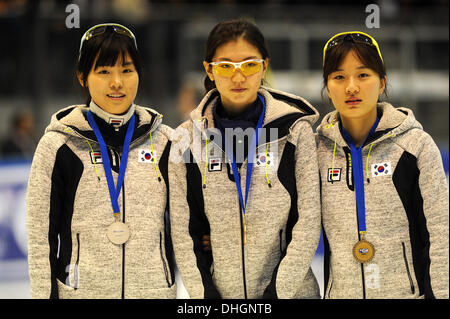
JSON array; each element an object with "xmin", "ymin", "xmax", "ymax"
[
  {"xmin": 322, "ymin": 34, "xmax": 388, "ymax": 105},
  {"xmin": 75, "ymin": 25, "xmax": 143, "ymax": 106},
  {"xmin": 203, "ymin": 19, "xmax": 270, "ymax": 93}
]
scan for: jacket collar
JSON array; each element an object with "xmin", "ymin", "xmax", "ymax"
[
  {"xmin": 47, "ymin": 104, "xmax": 163, "ymax": 144},
  {"xmin": 189, "ymin": 86, "xmax": 319, "ymax": 133},
  {"xmin": 317, "ymin": 102, "xmax": 423, "ymax": 147}
]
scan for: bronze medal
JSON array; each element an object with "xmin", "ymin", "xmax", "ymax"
[{"xmin": 353, "ymin": 239, "xmax": 375, "ymax": 263}]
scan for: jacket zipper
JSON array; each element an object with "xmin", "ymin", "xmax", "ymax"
[
  {"xmin": 74, "ymin": 233, "xmax": 80, "ymax": 290},
  {"xmin": 114, "ymin": 148, "xmax": 126, "ymax": 299},
  {"xmin": 402, "ymin": 242, "xmax": 415, "ymax": 294},
  {"xmin": 351, "ymin": 145, "xmax": 366, "ymax": 299},
  {"xmin": 121, "ymin": 174, "xmax": 126, "ymax": 299},
  {"xmin": 237, "ymin": 166, "xmax": 248, "ymax": 299},
  {"xmin": 355, "ymin": 206, "xmax": 366, "ymax": 298},
  {"xmin": 357, "ymin": 227, "xmax": 366, "ymax": 298},
  {"xmin": 360, "ymin": 260, "xmax": 366, "ymax": 298},
  {"xmin": 160, "ymin": 232, "xmax": 171, "ymax": 287},
  {"xmin": 210, "ymin": 133, "xmax": 281, "ymax": 299}
]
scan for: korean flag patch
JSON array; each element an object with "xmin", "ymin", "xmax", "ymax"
[
  {"xmin": 255, "ymin": 152, "xmax": 274, "ymax": 167},
  {"xmin": 371, "ymin": 162, "xmax": 392, "ymax": 177},
  {"xmin": 138, "ymin": 149, "xmax": 155, "ymax": 163}
]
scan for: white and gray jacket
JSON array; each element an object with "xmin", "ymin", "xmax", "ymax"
[
  {"xmin": 169, "ymin": 87, "xmax": 322, "ymax": 299},
  {"xmin": 26, "ymin": 104, "xmax": 176, "ymax": 298},
  {"xmin": 316, "ymin": 102, "xmax": 449, "ymax": 299}
]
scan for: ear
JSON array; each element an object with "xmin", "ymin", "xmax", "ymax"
[
  {"xmin": 262, "ymin": 58, "xmax": 269, "ymax": 77},
  {"xmin": 379, "ymin": 75, "xmax": 387, "ymax": 95},
  {"xmin": 77, "ymin": 72, "xmax": 86, "ymax": 87},
  {"xmin": 203, "ymin": 61, "xmax": 214, "ymax": 82}
]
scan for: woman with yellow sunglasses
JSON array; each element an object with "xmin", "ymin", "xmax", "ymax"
[
  {"xmin": 169, "ymin": 19, "xmax": 321, "ymax": 299},
  {"xmin": 316, "ymin": 31, "xmax": 449, "ymax": 298},
  {"xmin": 26, "ymin": 23, "xmax": 176, "ymax": 298}
]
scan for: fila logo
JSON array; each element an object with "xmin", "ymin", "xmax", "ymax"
[
  {"xmin": 138, "ymin": 149, "xmax": 155, "ymax": 163},
  {"xmin": 90, "ymin": 151, "xmax": 103, "ymax": 164},
  {"xmin": 327, "ymin": 168, "xmax": 341, "ymax": 182},
  {"xmin": 208, "ymin": 158, "xmax": 222, "ymax": 172},
  {"xmin": 109, "ymin": 118, "xmax": 124, "ymax": 126},
  {"xmin": 371, "ymin": 162, "xmax": 392, "ymax": 177}
]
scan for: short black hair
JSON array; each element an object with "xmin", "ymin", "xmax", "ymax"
[{"xmin": 75, "ymin": 25, "xmax": 142, "ymax": 105}]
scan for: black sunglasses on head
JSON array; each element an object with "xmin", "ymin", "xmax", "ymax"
[
  {"xmin": 79, "ymin": 23, "xmax": 137, "ymax": 58},
  {"xmin": 323, "ymin": 31, "xmax": 383, "ymax": 65}
]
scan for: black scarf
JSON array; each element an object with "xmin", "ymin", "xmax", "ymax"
[{"xmin": 212, "ymin": 97, "xmax": 263, "ymax": 165}]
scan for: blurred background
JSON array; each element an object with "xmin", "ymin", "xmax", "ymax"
[{"xmin": 0, "ymin": 0, "xmax": 448, "ymax": 299}]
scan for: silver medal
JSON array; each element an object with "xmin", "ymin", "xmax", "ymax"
[{"xmin": 107, "ymin": 221, "xmax": 130, "ymax": 245}]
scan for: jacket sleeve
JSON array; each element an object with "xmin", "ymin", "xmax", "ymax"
[
  {"xmin": 416, "ymin": 133, "xmax": 449, "ymax": 299},
  {"xmin": 273, "ymin": 120, "xmax": 322, "ymax": 299},
  {"xmin": 26, "ymin": 133, "xmax": 64, "ymax": 299},
  {"xmin": 168, "ymin": 129, "xmax": 221, "ymax": 299}
]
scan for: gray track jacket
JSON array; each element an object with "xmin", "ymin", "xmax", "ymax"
[
  {"xmin": 169, "ymin": 87, "xmax": 321, "ymax": 299},
  {"xmin": 316, "ymin": 102, "xmax": 449, "ymax": 299},
  {"xmin": 26, "ymin": 104, "xmax": 176, "ymax": 298}
]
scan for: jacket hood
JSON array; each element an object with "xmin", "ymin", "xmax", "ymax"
[
  {"xmin": 189, "ymin": 86, "xmax": 319, "ymax": 130},
  {"xmin": 316, "ymin": 102, "xmax": 423, "ymax": 147},
  {"xmin": 45, "ymin": 104, "xmax": 163, "ymax": 143}
]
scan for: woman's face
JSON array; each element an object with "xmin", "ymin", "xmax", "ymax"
[
  {"xmin": 203, "ymin": 37, "xmax": 268, "ymax": 114},
  {"xmin": 82, "ymin": 52, "xmax": 139, "ymax": 114},
  {"xmin": 326, "ymin": 50, "xmax": 386, "ymax": 122}
]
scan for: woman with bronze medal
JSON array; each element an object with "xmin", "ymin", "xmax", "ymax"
[
  {"xmin": 26, "ymin": 23, "xmax": 176, "ymax": 298},
  {"xmin": 316, "ymin": 31, "xmax": 449, "ymax": 298}
]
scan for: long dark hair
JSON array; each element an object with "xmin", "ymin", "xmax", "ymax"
[
  {"xmin": 75, "ymin": 25, "xmax": 143, "ymax": 106},
  {"xmin": 203, "ymin": 19, "xmax": 270, "ymax": 93}
]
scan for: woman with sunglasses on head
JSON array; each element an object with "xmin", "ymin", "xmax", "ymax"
[
  {"xmin": 26, "ymin": 23, "xmax": 176, "ymax": 298},
  {"xmin": 169, "ymin": 19, "xmax": 321, "ymax": 299},
  {"xmin": 316, "ymin": 31, "xmax": 449, "ymax": 299}
]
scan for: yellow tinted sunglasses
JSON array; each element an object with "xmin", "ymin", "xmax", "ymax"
[
  {"xmin": 322, "ymin": 31, "xmax": 383, "ymax": 66},
  {"xmin": 210, "ymin": 59, "xmax": 265, "ymax": 77}
]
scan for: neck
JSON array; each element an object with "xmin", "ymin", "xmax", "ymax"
[
  {"xmin": 221, "ymin": 96, "xmax": 258, "ymax": 119},
  {"xmin": 222, "ymin": 103, "xmax": 252, "ymax": 118},
  {"xmin": 89, "ymin": 101, "xmax": 135, "ymax": 127},
  {"xmin": 341, "ymin": 109, "xmax": 377, "ymax": 148}
]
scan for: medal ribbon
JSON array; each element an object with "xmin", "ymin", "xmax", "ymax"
[
  {"xmin": 87, "ymin": 110, "xmax": 135, "ymax": 216},
  {"xmin": 225, "ymin": 94, "xmax": 266, "ymax": 219},
  {"xmin": 341, "ymin": 117, "xmax": 380, "ymax": 236}
]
